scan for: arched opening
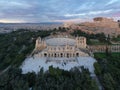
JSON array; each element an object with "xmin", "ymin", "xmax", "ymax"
[
  {"xmin": 55, "ymin": 53, "xmax": 57, "ymax": 57},
  {"xmin": 44, "ymin": 53, "xmax": 47, "ymax": 57},
  {"xmin": 76, "ymin": 53, "xmax": 79, "ymax": 57},
  {"xmin": 67, "ymin": 53, "xmax": 69, "ymax": 58},
  {"xmin": 61, "ymin": 53, "xmax": 63, "ymax": 57}
]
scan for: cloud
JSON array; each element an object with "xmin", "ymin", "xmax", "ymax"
[
  {"xmin": 0, "ymin": 19, "xmax": 26, "ymax": 23},
  {"xmin": 106, "ymin": 0, "xmax": 119, "ymax": 6},
  {"xmin": 0, "ymin": 0, "xmax": 120, "ymax": 22},
  {"xmin": 54, "ymin": 18, "xmax": 92, "ymax": 23},
  {"xmin": 75, "ymin": 2, "xmax": 96, "ymax": 12},
  {"xmin": 0, "ymin": 1, "xmax": 33, "ymax": 10},
  {"xmin": 64, "ymin": 9, "xmax": 113, "ymax": 17}
]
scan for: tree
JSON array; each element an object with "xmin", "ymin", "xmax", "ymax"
[
  {"xmin": 26, "ymin": 72, "xmax": 36, "ymax": 87},
  {"xmin": 103, "ymin": 73, "xmax": 116, "ymax": 90},
  {"xmin": 94, "ymin": 62, "xmax": 102, "ymax": 75}
]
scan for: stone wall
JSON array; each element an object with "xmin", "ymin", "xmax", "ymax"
[{"xmin": 88, "ymin": 45, "xmax": 120, "ymax": 53}]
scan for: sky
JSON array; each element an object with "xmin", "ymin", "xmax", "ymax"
[{"xmin": 0, "ymin": 0, "xmax": 120, "ymax": 23}]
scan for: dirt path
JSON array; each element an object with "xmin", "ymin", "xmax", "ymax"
[{"xmin": 0, "ymin": 66, "xmax": 11, "ymax": 76}]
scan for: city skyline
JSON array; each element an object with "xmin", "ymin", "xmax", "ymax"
[{"xmin": 0, "ymin": 0, "xmax": 120, "ymax": 23}]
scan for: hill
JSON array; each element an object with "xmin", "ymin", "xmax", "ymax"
[{"xmin": 64, "ymin": 17, "xmax": 120, "ymax": 37}]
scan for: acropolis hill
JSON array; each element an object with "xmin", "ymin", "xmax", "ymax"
[{"xmin": 64, "ymin": 17, "xmax": 120, "ymax": 37}]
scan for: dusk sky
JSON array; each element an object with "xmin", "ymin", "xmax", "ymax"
[{"xmin": 0, "ymin": 0, "xmax": 120, "ymax": 23}]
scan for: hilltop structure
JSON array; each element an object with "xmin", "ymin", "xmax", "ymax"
[
  {"xmin": 63, "ymin": 17, "xmax": 120, "ymax": 37},
  {"xmin": 93, "ymin": 17, "xmax": 119, "ymax": 28}
]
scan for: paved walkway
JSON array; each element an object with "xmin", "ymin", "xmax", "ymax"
[{"xmin": 91, "ymin": 74, "xmax": 103, "ymax": 90}]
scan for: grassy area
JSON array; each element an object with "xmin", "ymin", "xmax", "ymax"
[
  {"xmin": 112, "ymin": 37, "xmax": 120, "ymax": 42},
  {"xmin": 94, "ymin": 52, "xmax": 107, "ymax": 59},
  {"xmin": 88, "ymin": 40, "xmax": 107, "ymax": 45},
  {"xmin": 94, "ymin": 52, "xmax": 120, "ymax": 59}
]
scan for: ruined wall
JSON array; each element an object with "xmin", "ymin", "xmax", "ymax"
[{"xmin": 88, "ymin": 45, "xmax": 120, "ymax": 53}]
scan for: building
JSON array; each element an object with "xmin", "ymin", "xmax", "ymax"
[{"xmin": 33, "ymin": 35, "xmax": 88, "ymax": 61}]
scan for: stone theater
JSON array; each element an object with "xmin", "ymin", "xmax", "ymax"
[{"xmin": 33, "ymin": 35, "xmax": 88, "ymax": 61}]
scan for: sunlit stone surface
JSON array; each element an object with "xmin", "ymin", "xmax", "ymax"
[{"xmin": 21, "ymin": 57, "xmax": 96, "ymax": 74}]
